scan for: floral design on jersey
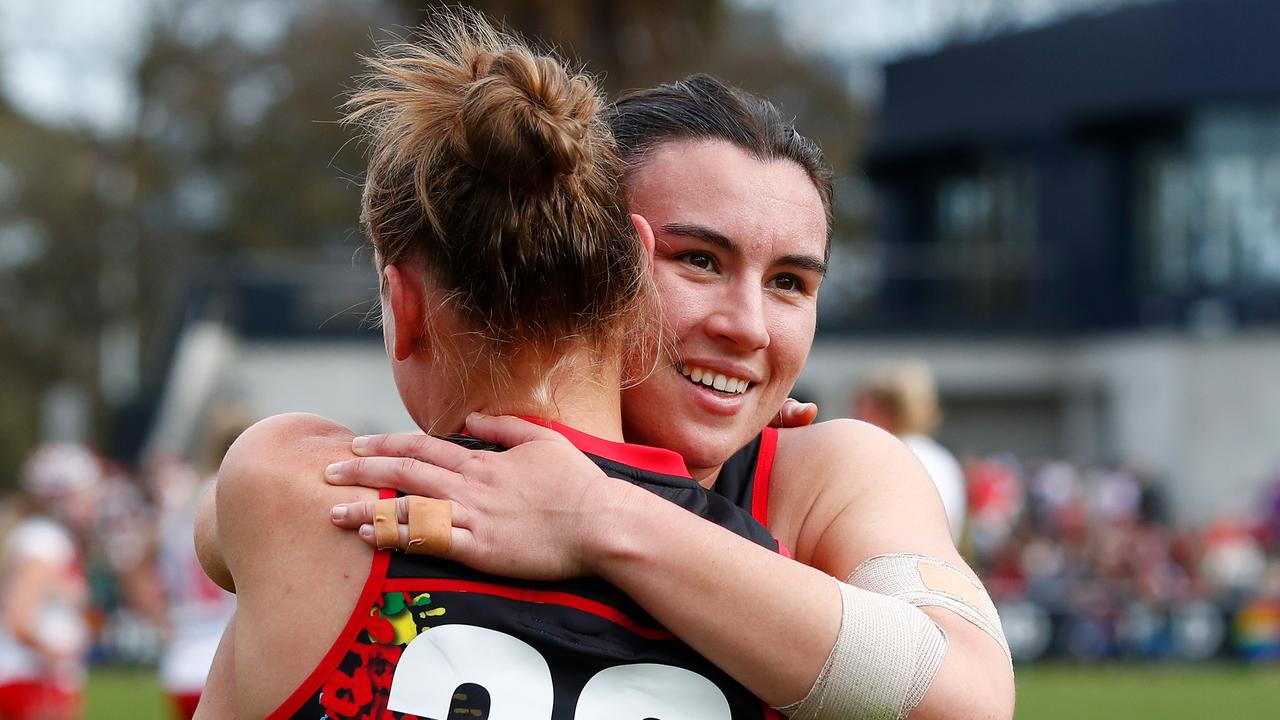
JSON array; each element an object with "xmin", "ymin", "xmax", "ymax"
[{"xmin": 318, "ymin": 591, "xmax": 445, "ymax": 720}]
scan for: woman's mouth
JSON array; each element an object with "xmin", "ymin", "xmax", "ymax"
[{"xmin": 677, "ymin": 363, "xmax": 752, "ymax": 395}]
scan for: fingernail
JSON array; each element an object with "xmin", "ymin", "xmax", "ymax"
[
  {"xmin": 330, "ymin": 505, "xmax": 348, "ymax": 521},
  {"xmin": 325, "ymin": 462, "xmax": 345, "ymax": 481},
  {"xmin": 467, "ymin": 411, "xmax": 485, "ymax": 421},
  {"xmin": 352, "ymin": 436, "xmax": 370, "ymax": 453},
  {"xmin": 359, "ymin": 524, "xmax": 373, "ymax": 540}
]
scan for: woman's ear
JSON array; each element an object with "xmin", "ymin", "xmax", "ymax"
[
  {"xmin": 630, "ymin": 213, "xmax": 656, "ymax": 262},
  {"xmin": 382, "ymin": 263, "xmax": 426, "ymax": 362}
]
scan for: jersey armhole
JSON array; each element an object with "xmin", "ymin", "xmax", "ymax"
[
  {"xmin": 266, "ymin": 488, "xmax": 395, "ymax": 720},
  {"xmin": 750, "ymin": 426, "xmax": 778, "ymax": 529}
]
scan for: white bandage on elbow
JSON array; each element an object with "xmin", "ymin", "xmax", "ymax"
[
  {"xmin": 776, "ymin": 579, "xmax": 946, "ymax": 720},
  {"xmin": 776, "ymin": 553, "xmax": 1010, "ymax": 720},
  {"xmin": 849, "ymin": 553, "xmax": 1010, "ymax": 661}
]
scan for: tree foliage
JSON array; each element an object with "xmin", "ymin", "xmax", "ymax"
[{"xmin": 0, "ymin": 0, "xmax": 869, "ymax": 482}]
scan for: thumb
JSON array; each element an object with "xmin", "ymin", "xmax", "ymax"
[{"xmin": 465, "ymin": 413, "xmax": 564, "ymax": 448}]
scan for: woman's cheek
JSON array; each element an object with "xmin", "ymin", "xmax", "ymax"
[{"xmin": 773, "ymin": 309, "xmax": 817, "ymax": 375}]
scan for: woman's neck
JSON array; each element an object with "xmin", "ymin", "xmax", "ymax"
[
  {"xmin": 686, "ymin": 463, "xmax": 725, "ymax": 489},
  {"xmin": 446, "ymin": 352, "xmax": 626, "ymax": 442}
]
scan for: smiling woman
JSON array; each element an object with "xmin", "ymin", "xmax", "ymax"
[{"xmin": 622, "ymin": 137, "xmax": 828, "ymax": 479}]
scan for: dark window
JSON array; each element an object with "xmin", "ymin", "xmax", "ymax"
[
  {"xmin": 930, "ymin": 158, "xmax": 1039, "ymax": 320},
  {"xmin": 1138, "ymin": 106, "xmax": 1280, "ymax": 293}
]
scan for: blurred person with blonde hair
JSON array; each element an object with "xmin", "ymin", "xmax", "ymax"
[
  {"xmin": 0, "ymin": 444, "xmax": 99, "ymax": 720},
  {"xmin": 855, "ymin": 359, "xmax": 967, "ymax": 543}
]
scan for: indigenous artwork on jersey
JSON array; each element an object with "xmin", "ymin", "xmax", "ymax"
[{"xmin": 319, "ymin": 591, "xmax": 454, "ymax": 720}]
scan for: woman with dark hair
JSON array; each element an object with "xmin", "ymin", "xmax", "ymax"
[
  {"xmin": 194, "ymin": 13, "xmax": 787, "ymax": 720},
  {"xmin": 331, "ymin": 74, "xmax": 1015, "ymax": 720}
]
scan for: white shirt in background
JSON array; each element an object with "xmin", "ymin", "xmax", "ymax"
[
  {"xmin": 901, "ymin": 434, "xmax": 967, "ymax": 545},
  {"xmin": 0, "ymin": 517, "xmax": 89, "ymax": 689}
]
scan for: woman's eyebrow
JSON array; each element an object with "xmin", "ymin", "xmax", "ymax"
[
  {"xmin": 661, "ymin": 221, "xmax": 737, "ymax": 255},
  {"xmin": 780, "ymin": 253, "xmax": 828, "ymax": 277},
  {"xmin": 662, "ymin": 221, "xmax": 827, "ymax": 276}
]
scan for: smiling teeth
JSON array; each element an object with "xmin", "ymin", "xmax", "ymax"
[{"xmin": 678, "ymin": 364, "xmax": 750, "ymax": 394}]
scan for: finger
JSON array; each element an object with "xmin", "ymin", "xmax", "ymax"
[
  {"xmin": 324, "ymin": 456, "xmax": 460, "ymax": 498},
  {"xmin": 355, "ymin": 517, "xmax": 469, "ymax": 559},
  {"xmin": 330, "ymin": 499, "xmax": 378, "ymax": 529},
  {"xmin": 351, "ymin": 432, "xmax": 474, "ymax": 472},
  {"xmin": 779, "ymin": 400, "xmax": 819, "ymax": 428},
  {"xmin": 464, "ymin": 413, "xmax": 566, "ymax": 448},
  {"xmin": 336, "ymin": 495, "xmax": 469, "ymax": 531}
]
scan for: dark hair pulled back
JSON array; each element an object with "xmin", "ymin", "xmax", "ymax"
[{"xmin": 608, "ymin": 74, "xmax": 834, "ymax": 256}]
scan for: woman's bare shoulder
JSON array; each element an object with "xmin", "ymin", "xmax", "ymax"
[
  {"xmin": 221, "ymin": 412, "xmax": 357, "ymax": 482},
  {"xmin": 769, "ymin": 419, "xmax": 957, "ymax": 575},
  {"xmin": 214, "ymin": 412, "xmax": 373, "ymax": 565},
  {"xmin": 774, "ymin": 418, "xmax": 921, "ymax": 497}
]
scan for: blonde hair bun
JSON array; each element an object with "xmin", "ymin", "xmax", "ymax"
[{"xmin": 461, "ymin": 49, "xmax": 598, "ymax": 187}]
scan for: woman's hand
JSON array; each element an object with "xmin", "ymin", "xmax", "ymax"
[{"xmin": 324, "ymin": 413, "xmax": 642, "ymax": 581}]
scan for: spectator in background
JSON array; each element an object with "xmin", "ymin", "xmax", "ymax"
[
  {"xmin": 0, "ymin": 444, "xmax": 100, "ymax": 720},
  {"xmin": 855, "ymin": 359, "xmax": 967, "ymax": 543},
  {"xmin": 153, "ymin": 408, "xmax": 247, "ymax": 719}
]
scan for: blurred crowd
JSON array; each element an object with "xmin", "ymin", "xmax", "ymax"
[
  {"xmin": 0, "ymin": 413, "xmax": 245, "ymax": 718},
  {"xmin": 964, "ymin": 455, "xmax": 1280, "ymax": 663},
  {"xmin": 1, "ymin": 403, "xmax": 1278, "ymax": 715},
  {"xmin": 850, "ymin": 358, "xmax": 1280, "ymax": 665}
]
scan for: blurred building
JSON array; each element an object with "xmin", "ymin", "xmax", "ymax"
[
  {"xmin": 134, "ymin": 258, "xmax": 413, "ymax": 463},
  {"xmin": 804, "ymin": 0, "xmax": 1280, "ymax": 526}
]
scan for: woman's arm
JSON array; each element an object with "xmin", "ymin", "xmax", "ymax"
[
  {"xmin": 769, "ymin": 420, "xmax": 1015, "ymax": 719},
  {"xmin": 328, "ymin": 414, "xmax": 1013, "ymax": 719},
  {"xmin": 592, "ymin": 418, "xmax": 1013, "ymax": 718},
  {"xmin": 193, "ymin": 614, "xmax": 237, "ymax": 719},
  {"xmin": 4, "ymin": 557, "xmax": 70, "ymax": 662},
  {"xmin": 198, "ymin": 412, "xmax": 379, "ymax": 718},
  {"xmin": 194, "ymin": 481, "xmax": 233, "ymax": 593}
]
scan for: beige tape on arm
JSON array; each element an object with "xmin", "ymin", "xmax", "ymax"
[
  {"xmin": 776, "ymin": 578, "xmax": 946, "ymax": 720},
  {"xmin": 404, "ymin": 496, "xmax": 452, "ymax": 556},
  {"xmin": 848, "ymin": 553, "xmax": 1010, "ymax": 661}
]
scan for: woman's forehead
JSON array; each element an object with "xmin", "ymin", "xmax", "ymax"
[{"xmin": 630, "ymin": 139, "xmax": 827, "ymax": 258}]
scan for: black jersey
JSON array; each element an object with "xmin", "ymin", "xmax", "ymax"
[
  {"xmin": 270, "ymin": 420, "xmax": 784, "ymax": 720},
  {"xmin": 711, "ymin": 427, "xmax": 778, "ymax": 531}
]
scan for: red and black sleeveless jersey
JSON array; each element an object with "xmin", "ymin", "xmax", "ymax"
[
  {"xmin": 710, "ymin": 427, "xmax": 778, "ymax": 531},
  {"xmin": 270, "ymin": 421, "xmax": 784, "ymax": 720}
]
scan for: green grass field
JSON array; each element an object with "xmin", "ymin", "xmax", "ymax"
[
  {"xmin": 84, "ymin": 663, "xmax": 1280, "ymax": 719},
  {"xmin": 1013, "ymin": 663, "xmax": 1280, "ymax": 719}
]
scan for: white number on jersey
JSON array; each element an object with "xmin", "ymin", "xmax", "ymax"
[{"xmin": 387, "ymin": 624, "xmax": 732, "ymax": 719}]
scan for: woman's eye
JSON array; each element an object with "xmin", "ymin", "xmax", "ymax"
[
  {"xmin": 770, "ymin": 274, "xmax": 804, "ymax": 292},
  {"xmin": 680, "ymin": 252, "xmax": 716, "ymax": 271}
]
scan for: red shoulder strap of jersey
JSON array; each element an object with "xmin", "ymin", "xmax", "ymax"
[{"xmin": 750, "ymin": 426, "xmax": 778, "ymax": 528}]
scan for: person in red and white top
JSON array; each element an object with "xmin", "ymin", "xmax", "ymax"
[{"xmin": 0, "ymin": 443, "xmax": 100, "ymax": 720}]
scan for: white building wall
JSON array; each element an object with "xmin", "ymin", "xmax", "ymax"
[{"xmin": 225, "ymin": 341, "xmax": 417, "ymax": 435}]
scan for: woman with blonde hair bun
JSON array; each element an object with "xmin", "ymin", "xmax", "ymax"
[{"xmin": 195, "ymin": 10, "xmax": 784, "ymax": 719}]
